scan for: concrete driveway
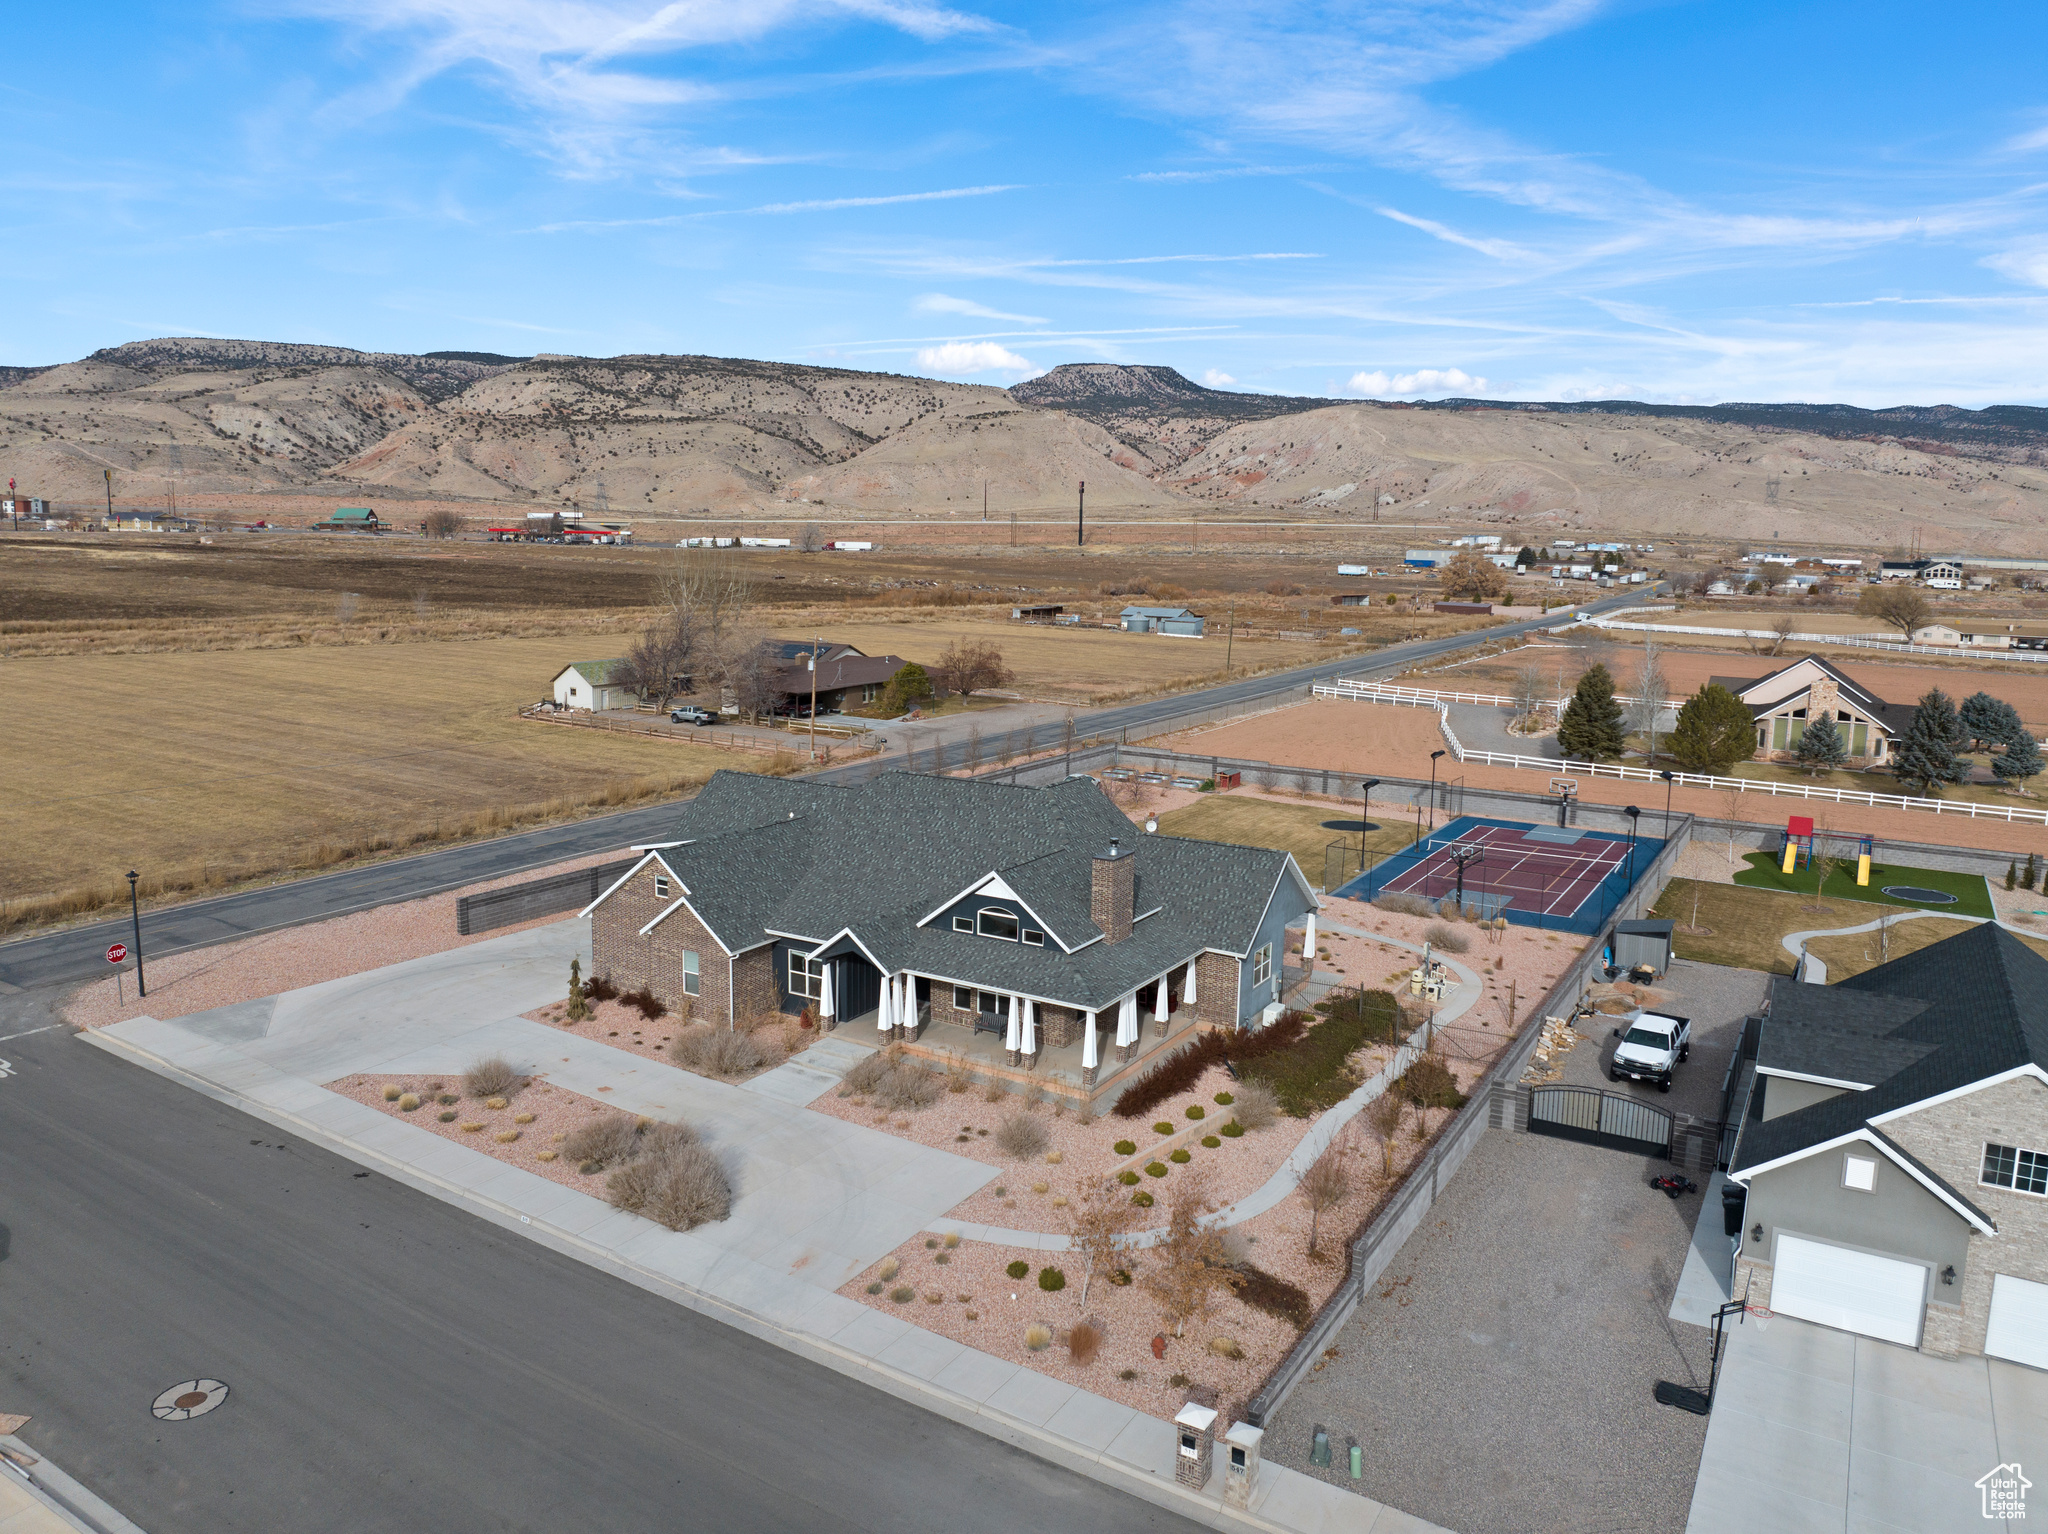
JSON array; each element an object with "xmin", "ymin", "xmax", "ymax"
[{"xmin": 1687, "ymin": 1313, "xmax": 2048, "ymax": 1534}]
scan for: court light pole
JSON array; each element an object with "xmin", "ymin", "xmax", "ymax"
[
  {"xmin": 1659, "ymin": 770, "xmax": 1675, "ymax": 837},
  {"xmin": 1623, "ymin": 806, "xmax": 1641, "ymax": 888}
]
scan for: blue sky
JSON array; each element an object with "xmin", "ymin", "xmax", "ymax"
[{"xmin": 8, "ymin": 1, "xmax": 2048, "ymax": 404}]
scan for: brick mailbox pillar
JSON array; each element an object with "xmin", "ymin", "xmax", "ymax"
[
  {"xmin": 1172, "ymin": 1403, "xmax": 1218, "ymax": 1491},
  {"xmin": 1222, "ymin": 1421, "xmax": 1265, "ymax": 1511}
]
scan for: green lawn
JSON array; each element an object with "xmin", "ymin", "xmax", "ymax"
[
  {"xmin": 1650, "ymin": 879, "xmax": 1913, "ymax": 975},
  {"xmin": 1730, "ymin": 850, "xmax": 1994, "ymax": 919}
]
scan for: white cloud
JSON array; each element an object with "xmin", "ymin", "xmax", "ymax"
[
  {"xmin": 1375, "ymin": 205, "xmax": 1531, "ymax": 263},
  {"xmin": 1984, "ymin": 244, "xmax": 2048, "ymax": 287},
  {"xmin": 915, "ymin": 340, "xmax": 1037, "ymax": 376},
  {"xmin": 1202, "ymin": 368, "xmax": 1235, "ymax": 386},
  {"xmin": 915, "ymin": 292, "xmax": 1047, "ymax": 323},
  {"xmin": 737, "ymin": 184, "xmax": 1023, "ymax": 215},
  {"xmin": 1346, "ymin": 368, "xmax": 1487, "ymax": 398}
]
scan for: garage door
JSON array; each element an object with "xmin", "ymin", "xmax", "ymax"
[
  {"xmin": 1772, "ymin": 1235, "xmax": 1926, "ymax": 1347},
  {"xmin": 1985, "ymin": 1274, "xmax": 2048, "ymax": 1370}
]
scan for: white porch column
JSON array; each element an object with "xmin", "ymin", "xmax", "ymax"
[
  {"xmin": 897, "ymin": 973, "xmax": 914, "ymax": 1041},
  {"xmin": 878, "ymin": 972, "xmax": 894, "ymax": 1036},
  {"xmin": 1184, "ymin": 961, "xmax": 1199, "ymax": 1004},
  {"xmin": 1115, "ymin": 993, "xmax": 1137, "ymax": 1061},
  {"xmin": 1005, "ymin": 993, "xmax": 1021, "ymax": 1063},
  {"xmin": 1020, "ymin": 998, "xmax": 1037, "ymax": 1066},
  {"xmin": 1081, "ymin": 1009, "xmax": 1098, "ymax": 1073},
  {"xmin": 1302, "ymin": 913, "xmax": 1317, "ymax": 970},
  {"xmin": 1152, "ymin": 973, "xmax": 1170, "ymax": 1037},
  {"xmin": 819, "ymin": 964, "xmax": 836, "ymax": 1031}
]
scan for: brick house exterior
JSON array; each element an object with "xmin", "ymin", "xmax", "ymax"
[
  {"xmin": 580, "ymin": 770, "xmax": 1316, "ymax": 1062},
  {"xmin": 1728, "ymin": 925, "xmax": 2048, "ymax": 1364},
  {"xmin": 1712, "ymin": 656, "xmax": 1908, "ymax": 767}
]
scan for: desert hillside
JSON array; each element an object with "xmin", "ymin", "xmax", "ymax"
[{"xmin": 6, "ymin": 341, "xmax": 2048, "ymax": 552}]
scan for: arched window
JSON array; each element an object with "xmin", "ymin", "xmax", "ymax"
[{"xmin": 977, "ymin": 908, "xmax": 1020, "ymax": 941}]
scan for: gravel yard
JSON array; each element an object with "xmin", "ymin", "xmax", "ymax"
[
  {"xmin": 1266, "ymin": 1127, "xmax": 1715, "ymax": 1534},
  {"xmin": 1557, "ymin": 958, "xmax": 1769, "ymax": 1128}
]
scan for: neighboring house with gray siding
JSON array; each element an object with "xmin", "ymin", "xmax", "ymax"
[
  {"xmin": 580, "ymin": 769, "xmax": 1316, "ymax": 1087},
  {"xmin": 1727, "ymin": 925, "xmax": 2048, "ymax": 1366}
]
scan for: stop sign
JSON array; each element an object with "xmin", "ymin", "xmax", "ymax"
[{"xmin": 106, "ymin": 942, "xmax": 128, "ymax": 964}]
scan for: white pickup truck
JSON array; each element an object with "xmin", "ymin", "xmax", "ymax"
[{"xmin": 1608, "ymin": 1010, "xmax": 1691, "ymax": 1092}]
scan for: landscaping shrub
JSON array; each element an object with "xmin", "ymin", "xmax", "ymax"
[
  {"xmin": 619, "ymin": 986, "xmax": 668, "ymax": 1021},
  {"xmin": 1231, "ymin": 1079, "xmax": 1281, "ymax": 1130},
  {"xmin": 1185, "ymin": 1105, "xmax": 1205, "ymax": 1120},
  {"xmin": 1113, "ymin": 1139, "xmax": 1137, "ymax": 1156},
  {"xmin": 1131, "ymin": 1191, "xmax": 1154, "ymax": 1207},
  {"xmin": 1145, "ymin": 1162, "xmax": 1169, "ymax": 1178},
  {"xmin": 879, "ymin": 1258, "xmax": 901, "ymax": 1281},
  {"xmin": 1006, "ymin": 1260, "xmax": 1031, "ymax": 1280},
  {"xmin": 1236, "ymin": 992, "xmax": 1398, "ymax": 1117},
  {"xmin": 1233, "ymin": 1264, "xmax": 1314, "ymax": 1331},
  {"xmin": 585, "ymin": 974, "xmax": 619, "ymax": 1004},
  {"xmin": 1168, "ymin": 1148, "xmax": 1191, "ymax": 1164},
  {"xmin": 1219, "ymin": 1122, "xmax": 1244, "ymax": 1138},
  {"xmin": 1214, "ymin": 1092, "xmax": 1234, "ymax": 1106},
  {"xmin": 891, "ymin": 1286, "xmax": 916, "ymax": 1304},
  {"xmin": 667, "ymin": 1024, "xmax": 774, "ymax": 1078},
  {"xmin": 1038, "ymin": 1267, "xmax": 1066, "ymax": 1292},
  {"xmin": 1024, "ymin": 1323, "xmax": 1052, "ymax": 1351},
  {"xmin": 843, "ymin": 1048, "xmax": 897, "ymax": 1094},
  {"xmin": 1118, "ymin": 1169, "xmax": 1140, "ymax": 1186},
  {"xmin": 1396, "ymin": 1052, "xmax": 1467, "ymax": 1111},
  {"xmin": 1372, "ymin": 893, "xmax": 1432, "ymax": 917},
  {"xmin": 1200, "ymin": 1134, "xmax": 1220, "ymax": 1148},
  {"xmin": 612, "ymin": 1142, "xmax": 729, "ymax": 1230},
  {"xmin": 640, "ymin": 1120, "xmax": 700, "ymax": 1159},
  {"xmin": 945, "ymin": 1060, "xmax": 974, "ymax": 1093},
  {"xmin": 437, "ymin": 1110, "xmax": 458, "ymax": 1123},
  {"xmin": 398, "ymin": 1093, "xmax": 420, "ymax": 1111},
  {"xmin": 563, "ymin": 1111, "xmax": 643, "ymax": 1169},
  {"xmin": 1111, "ymin": 1012, "xmax": 1308, "ymax": 1119},
  {"xmin": 994, "ymin": 1113, "xmax": 1050, "ymax": 1160},
  {"xmin": 1422, "ymin": 921, "xmax": 1469, "ymax": 954},
  {"xmin": 382, "ymin": 1083, "xmax": 402, "ymax": 1102},
  {"xmin": 1153, "ymin": 1121, "xmax": 1175, "ymax": 1135},
  {"xmin": 463, "ymin": 1055, "xmax": 519, "ymax": 1099},
  {"xmin": 1068, "ymin": 1319, "xmax": 1103, "ymax": 1366},
  {"xmin": 873, "ymin": 1062, "xmax": 942, "ymax": 1112}
]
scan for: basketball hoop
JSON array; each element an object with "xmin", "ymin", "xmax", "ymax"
[{"xmin": 1549, "ymin": 777, "xmax": 1579, "ymax": 800}]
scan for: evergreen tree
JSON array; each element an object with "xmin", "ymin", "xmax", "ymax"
[
  {"xmin": 1556, "ymin": 663, "xmax": 1626, "ymax": 761},
  {"xmin": 1794, "ymin": 710, "xmax": 1848, "ymax": 774},
  {"xmin": 1891, "ymin": 689, "xmax": 1970, "ymax": 796},
  {"xmin": 2027, "ymin": 853, "xmax": 2041, "ymax": 891},
  {"xmin": 1665, "ymin": 683, "xmax": 1757, "ymax": 774},
  {"xmin": 1515, "ymin": 545, "xmax": 1540, "ymax": 568},
  {"xmin": 2007, "ymin": 860, "xmax": 2019, "ymax": 891},
  {"xmin": 1959, "ymin": 691, "xmax": 2008, "ymax": 752},
  {"xmin": 1994, "ymin": 723, "xmax": 2045, "ymax": 787}
]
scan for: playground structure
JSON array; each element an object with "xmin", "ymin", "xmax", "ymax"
[{"xmin": 1778, "ymin": 815, "xmax": 1875, "ymax": 886}]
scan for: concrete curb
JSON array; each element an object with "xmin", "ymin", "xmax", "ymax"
[
  {"xmin": 78, "ymin": 1025, "xmax": 1434, "ymax": 1534},
  {"xmin": 1, "ymin": 1437, "xmax": 148, "ymax": 1534}
]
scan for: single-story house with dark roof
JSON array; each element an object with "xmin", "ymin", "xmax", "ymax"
[
  {"xmin": 580, "ymin": 769, "xmax": 1318, "ymax": 1090},
  {"xmin": 1712, "ymin": 656, "xmax": 1906, "ymax": 766},
  {"xmin": 1726, "ymin": 924, "xmax": 2048, "ymax": 1365},
  {"xmin": 766, "ymin": 646, "xmax": 907, "ymax": 712},
  {"xmin": 313, "ymin": 506, "xmax": 383, "ymax": 532}
]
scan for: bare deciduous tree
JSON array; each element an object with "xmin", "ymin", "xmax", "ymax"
[
  {"xmin": 1142, "ymin": 1170, "xmax": 1238, "ymax": 1338},
  {"xmin": 1064, "ymin": 1178, "xmax": 1142, "ymax": 1303},
  {"xmin": 1300, "ymin": 1130, "xmax": 1356, "ymax": 1257},
  {"xmin": 1769, "ymin": 614, "xmax": 1797, "ymax": 657},
  {"xmin": 1366, "ymin": 1093, "xmax": 1405, "ymax": 1178},
  {"xmin": 963, "ymin": 723, "xmax": 984, "ymax": 775},
  {"xmin": 797, "ymin": 522, "xmax": 824, "ymax": 553},
  {"xmin": 336, "ymin": 591, "xmax": 359, "ymax": 626},
  {"xmin": 1625, "ymin": 639, "xmax": 1669, "ymax": 763},
  {"xmin": 1510, "ymin": 662, "xmax": 1550, "ymax": 730},
  {"xmin": 933, "ymin": 639, "xmax": 1014, "ymax": 698},
  {"xmin": 1858, "ymin": 582, "xmax": 1931, "ymax": 640},
  {"xmin": 422, "ymin": 508, "xmax": 463, "ymax": 539}
]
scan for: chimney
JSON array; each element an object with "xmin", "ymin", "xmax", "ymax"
[{"xmin": 1092, "ymin": 838, "xmax": 1134, "ymax": 944}]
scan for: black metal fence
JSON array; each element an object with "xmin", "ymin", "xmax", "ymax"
[
  {"xmin": 1528, "ymin": 1086, "xmax": 1674, "ymax": 1158},
  {"xmin": 455, "ymin": 858, "xmax": 636, "ymax": 936}
]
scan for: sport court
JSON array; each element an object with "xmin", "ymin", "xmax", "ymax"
[{"xmin": 1338, "ymin": 815, "xmax": 1666, "ymax": 934}]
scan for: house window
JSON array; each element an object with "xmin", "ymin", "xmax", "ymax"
[
  {"xmin": 655, "ymin": 875, "xmax": 670, "ymax": 899},
  {"xmin": 1771, "ymin": 717, "xmax": 1788, "ymax": 751},
  {"xmin": 1983, "ymin": 1143, "xmax": 2048, "ymax": 1196},
  {"xmin": 682, "ymin": 950, "xmax": 699, "ymax": 997},
  {"xmin": 953, "ymin": 984, "xmax": 973, "ymax": 1010},
  {"xmin": 1253, "ymin": 944, "xmax": 1273, "ymax": 988},
  {"xmin": 953, "ymin": 915, "xmax": 973, "ymax": 933},
  {"xmin": 1849, "ymin": 721, "xmax": 1868, "ymax": 755},
  {"xmin": 977, "ymin": 908, "xmax": 1020, "ymax": 941},
  {"xmin": 788, "ymin": 952, "xmax": 824, "ymax": 1000},
  {"xmin": 1022, "ymin": 929, "xmax": 1044, "ymax": 946},
  {"xmin": 1842, "ymin": 1154, "xmax": 1877, "ymax": 1192},
  {"xmin": 862, "ymin": 683, "xmax": 880, "ymax": 703}
]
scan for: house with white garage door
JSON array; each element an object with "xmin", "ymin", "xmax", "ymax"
[{"xmin": 1726, "ymin": 923, "xmax": 2048, "ymax": 1366}]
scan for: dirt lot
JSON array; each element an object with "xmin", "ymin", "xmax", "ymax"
[
  {"xmin": 1166, "ymin": 698, "xmax": 2048, "ymax": 858},
  {"xmin": 0, "ymin": 637, "xmax": 754, "ymax": 910}
]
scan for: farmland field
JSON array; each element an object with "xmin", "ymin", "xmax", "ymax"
[{"xmin": 0, "ymin": 637, "xmax": 753, "ymax": 916}]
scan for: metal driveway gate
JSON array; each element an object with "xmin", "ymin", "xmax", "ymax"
[{"xmin": 1527, "ymin": 1086, "xmax": 1673, "ymax": 1159}]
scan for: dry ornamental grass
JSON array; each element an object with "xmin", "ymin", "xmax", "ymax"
[
  {"xmin": 463, "ymin": 1055, "xmax": 519, "ymax": 1099},
  {"xmin": 994, "ymin": 1113, "xmax": 1052, "ymax": 1160}
]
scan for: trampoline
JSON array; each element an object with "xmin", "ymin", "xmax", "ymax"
[
  {"xmin": 1321, "ymin": 819, "xmax": 1379, "ymax": 833},
  {"xmin": 1880, "ymin": 886, "xmax": 1957, "ymax": 905}
]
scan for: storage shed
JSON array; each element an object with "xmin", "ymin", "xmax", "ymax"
[
  {"xmin": 1120, "ymin": 605, "xmax": 1205, "ymax": 636},
  {"xmin": 1612, "ymin": 919, "xmax": 1675, "ymax": 976},
  {"xmin": 551, "ymin": 659, "xmax": 638, "ymax": 711}
]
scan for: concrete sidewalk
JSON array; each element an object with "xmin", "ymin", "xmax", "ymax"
[{"xmin": 83, "ymin": 919, "xmax": 1443, "ymax": 1534}]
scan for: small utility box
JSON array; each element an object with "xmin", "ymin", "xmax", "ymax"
[
  {"xmin": 1172, "ymin": 1403, "xmax": 1218, "ymax": 1490},
  {"xmin": 1222, "ymin": 1421, "xmax": 1265, "ymax": 1510},
  {"xmin": 1214, "ymin": 770, "xmax": 1241, "ymax": 789},
  {"xmin": 1613, "ymin": 919, "xmax": 1674, "ymax": 977}
]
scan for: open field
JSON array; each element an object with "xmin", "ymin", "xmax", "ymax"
[
  {"xmin": 1153, "ymin": 793, "xmax": 1421, "ymax": 874},
  {"xmin": 0, "ymin": 637, "xmax": 767, "ymax": 920},
  {"xmin": 1803, "ymin": 916, "xmax": 2048, "ymax": 979}
]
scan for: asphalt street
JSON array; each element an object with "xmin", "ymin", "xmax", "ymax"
[
  {"xmin": 0, "ymin": 590, "xmax": 1650, "ymax": 993},
  {"xmin": 0, "ymin": 1000, "xmax": 1207, "ymax": 1534}
]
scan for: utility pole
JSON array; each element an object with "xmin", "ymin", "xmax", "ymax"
[
  {"xmin": 809, "ymin": 634, "xmax": 819, "ymax": 763},
  {"xmin": 1076, "ymin": 480, "xmax": 1085, "ymax": 548},
  {"xmin": 1224, "ymin": 605, "xmax": 1235, "ymax": 674},
  {"xmin": 127, "ymin": 870, "xmax": 147, "ymax": 998},
  {"xmin": 1010, "ymin": 499, "xmax": 1017, "ymax": 548},
  {"xmin": 982, "ymin": 481, "xmax": 987, "ymax": 522},
  {"xmin": 104, "ymin": 468, "xmax": 114, "ymax": 525}
]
